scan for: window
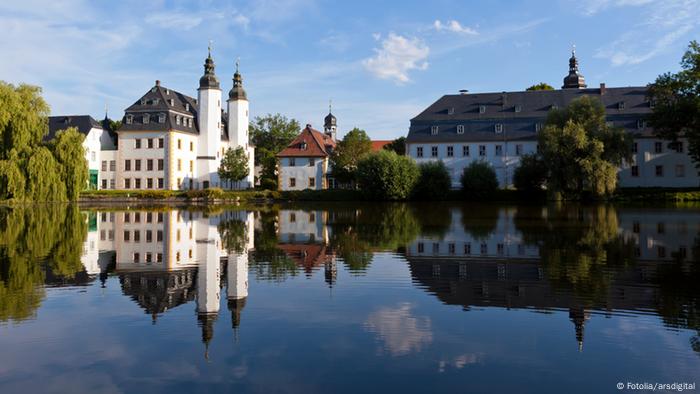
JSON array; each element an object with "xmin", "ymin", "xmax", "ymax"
[
  {"xmin": 290, "ymin": 213, "xmax": 296, "ymax": 222},
  {"xmin": 290, "ymin": 178, "xmax": 296, "ymax": 187},
  {"xmin": 148, "ymin": 138, "xmax": 154, "ymax": 148},
  {"xmin": 133, "ymin": 253, "xmax": 139, "ymax": 263},
  {"xmin": 309, "ymin": 177, "xmax": 316, "ymax": 188},
  {"xmin": 157, "ymin": 159, "xmax": 164, "ymax": 171},
  {"xmin": 655, "ymin": 142, "xmax": 663, "ymax": 153},
  {"xmin": 135, "ymin": 178, "xmax": 141, "ymax": 189},
  {"xmin": 515, "ymin": 104, "xmax": 522, "ymax": 113},
  {"xmin": 124, "ymin": 212, "xmax": 130, "ymax": 223},
  {"xmin": 158, "ymin": 113, "xmax": 165, "ymax": 124},
  {"xmin": 632, "ymin": 142, "xmax": 638, "ymax": 153},
  {"xmin": 124, "ymin": 160, "xmax": 131, "ymax": 171},
  {"xmin": 515, "ymin": 144, "xmax": 523, "ymax": 156},
  {"xmin": 177, "ymin": 178, "xmax": 181, "ymax": 189},
  {"xmin": 637, "ymin": 119, "xmax": 646, "ymax": 129},
  {"xmin": 157, "ymin": 178, "xmax": 164, "ymax": 189},
  {"xmin": 448, "ymin": 243, "xmax": 455, "ymax": 254},
  {"xmin": 101, "ymin": 161, "xmax": 107, "ymax": 171},
  {"xmin": 535, "ymin": 123, "xmax": 543, "ymax": 132},
  {"xmin": 431, "ymin": 126, "xmax": 439, "ymax": 135},
  {"xmin": 673, "ymin": 141, "xmax": 684, "ymax": 153},
  {"xmin": 658, "ymin": 246, "xmax": 666, "ymax": 259},
  {"xmin": 158, "ymin": 138, "xmax": 164, "ymax": 148},
  {"xmin": 431, "ymin": 146, "xmax": 438, "ymax": 157},
  {"xmin": 649, "ymin": 100, "xmax": 656, "ymax": 109},
  {"xmin": 497, "ymin": 243, "xmax": 504, "ymax": 255},
  {"xmin": 479, "ymin": 145, "xmax": 486, "ymax": 156},
  {"xmin": 176, "ymin": 116, "xmax": 181, "ymax": 125},
  {"xmin": 457, "ymin": 125, "xmax": 464, "ymax": 134},
  {"xmin": 309, "ymin": 212, "xmax": 316, "ymax": 222},
  {"xmin": 309, "ymin": 158, "xmax": 315, "ymax": 166},
  {"xmin": 495, "ymin": 145, "xmax": 503, "ymax": 156},
  {"xmin": 655, "ymin": 165, "xmax": 663, "ymax": 177},
  {"xmin": 147, "ymin": 159, "xmax": 153, "ymax": 171},
  {"xmin": 101, "ymin": 179, "xmax": 107, "ymax": 189},
  {"xmin": 479, "ymin": 105, "xmax": 486, "ymax": 114},
  {"xmin": 177, "ymin": 139, "xmax": 182, "ymax": 149},
  {"xmin": 134, "ymin": 212, "xmax": 140, "ymax": 223},
  {"xmin": 676, "ymin": 164, "xmax": 685, "ymax": 177},
  {"xmin": 109, "ymin": 179, "xmax": 115, "ymax": 189},
  {"xmin": 448, "ymin": 107, "xmax": 454, "ymax": 115},
  {"xmin": 134, "ymin": 230, "xmax": 140, "ymax": 243},
  {"xmin": 463, "ymin": 145, "xmax": 469, "ymax": 156},
  {"xmin": 618, "ymin": 101, "xmax": 625, "ymax": 110},
  {"xmin": 147, "ymin": 178, "xmax": 153, "ymax": 189},
  {"xmin": 632, "ymin": 221, "xmax": 640, "ymax": 233},
  {"xmin": 416, "ymin": 147, "xmax": 423, "ymax": 157},
  {"xmin": 464, "ymin": 243, "xmax": 471, "ymax": 255},
  {"xmin": 135, "ymin": 139, "xmax": 141, "ymax": 149},
  {"xmin": 124, "ymin": 230, "xmax": 130, "ymax": 242},
  {"xmin": 135, "ymin": 159, "xmax": 141, "ymax": 171},
  {"xmin": 551, "ymin": 104, "xmax": 558, "ymax": 110},
  {"xmin": 143, "ymin": 114, "xmax": 150, "ymax": 124},
  {"xmin": 190, "ymin": 141, "xmax": 193, "ymax": 151},
  {"xmin": 494, "ymin": 124, "xmax": 503, "ymax": 133},
  {"xmin": 90, "ymin": 151, "xmax": 96, "ymax": 161},
  {"xmin": 177, "ymin": 159, "xmax": 182, "ymax": 171},
  {"xmin": 110, "ymin": 160, "xmax": 116, "ymax": 171},
  {"xmin": 631, "ymin": 166, "xmax": 639, "ymax": 177},
  {"xmin": 189, "ymin": 160, "xmax": 193, "ymax": 172},
  {"xmin": 289, "ymin": 158, "xmax": 296, "ymax": 166},
  {"xmin": 447, "ymin": 146, "xmax": 454, "ymax": 157},
  {"xmin": 418, "ymin": 243, "xmax": 424, "ymax": 253},
  {"xmin": 126, "ymin": 115, "xmax": 133, "ymax": 124},
  {"xmin": 480, "ymin": 243, "xmax": 487, "ymax": 254}
]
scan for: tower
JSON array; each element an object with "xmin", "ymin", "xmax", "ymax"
[
  {"xmin": 324, "ymin": 100, "xmax": 337, "ymax": 142},
  {"xmin": 197, "ymin": 43, "xmax": 222, "ymax": 188},
  {"xmin": 196, "ymin": 214, "xmax": 222, "ymax": 359},
  {"xmin": 227, "ymin": 59, "xmax": 254, "ymax": 188},
  {"xmin": 562, "ymin": 45, "xmax": 587, "ymax": 89}
]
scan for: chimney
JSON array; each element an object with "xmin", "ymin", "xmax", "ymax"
[
  {"xmin": 599, "ymin": 82, "xmax": 606, "ymax": 95},
  {"xmin": 459, "ymin": 89, "xmax": 469, "ymax": 95},
  {"xmin": 306, "ymin": 123, "xmax": 312, "ymax": 129},
  {"xmin": 155, "ymin": 80, "xmax": 161, "ymax": 87}
]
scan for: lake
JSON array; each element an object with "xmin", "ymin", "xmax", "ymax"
[{"xmin": 0, "ymin": 202, "xmax": 698, "ymax": 393}]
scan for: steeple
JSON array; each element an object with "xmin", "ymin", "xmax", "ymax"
[
  {"xmin": 324, "ymin": 99, "xmax": 337, "ymax": 141},
  {"xmin": 228, "ymin": 57, "xmax": 247, "ymax": 101},
  {"xmin": 199, "ymin": 41, "xmax": 221, "ymax": 89},
  {"xmin": 562, "ymin": 45, "xmax": 587, "ymax": 89}
]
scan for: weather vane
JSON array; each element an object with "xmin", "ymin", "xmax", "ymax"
[
  {"xmin": 208, "ymin": 40, "xmax": 213, "ymax": 55},
  {"xmin": 236, "ymin": 57, "xmax": 240, "ymax": 73},
  {"xmin": 329, "ymin": 99, "xmax": 332, "ymax": 113}
]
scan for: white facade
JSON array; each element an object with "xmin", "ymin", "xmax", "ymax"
[{"xmin": 278, "ymin": 157, "xmax": 329, "ymax": 191}]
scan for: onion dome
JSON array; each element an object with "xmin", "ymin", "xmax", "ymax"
[
  {"xmin": 199, "ymin": 45, "xmax": 220, "ymax": 89},
  {"xmin": 562, "ymin": 46, "xmax": 587, "ymax": 89},
  {"xmin": 228, "ymin": 60, "xmax": 247, "ymax": 100}
]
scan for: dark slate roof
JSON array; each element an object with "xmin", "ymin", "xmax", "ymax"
[
  {"xmin": 407, "ymin": 86, "xmax": 654, "ymax": 143},
  {"xmin": 47, "ymin": 115, "xmax": 102, "ymax": 141},
  {"xmin": 119, "ymin": 82, "xmax": 200, "ymax": 134}
]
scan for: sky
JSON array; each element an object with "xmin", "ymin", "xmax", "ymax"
[{"xmin": 1, "ymin": 0, "xmax": 698, "ymax": 140}]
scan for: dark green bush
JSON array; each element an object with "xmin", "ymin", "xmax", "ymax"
[
  {"xmin": 460, "ymin": 161, "xmax": 498, "ymax": 200},
  {"xmin": 412, "ymin": 161, "xmax": 453, "ymax": 200},
  {"xmin": 513, "ymin": 153, "xmax": 547, "ymax": 194},
  {"xmin": 356, "ymin": 150, "xmax": 419, "ymax": 200}
]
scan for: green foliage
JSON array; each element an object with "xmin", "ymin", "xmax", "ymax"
[
  {"xmin": 218, "ymin": 146, "xmax": 249, "ymax": 186},
  {"xmin": 0, "ymin": 81, "xmax": 50, "ymax": 157},
  {"xmin": 356, "ymin": 150, "xmax": 419, "ymax": 200},
  {"xmin": 513, "ymin": 153, "xmax": 547, "ymax": 194},
  {"xmin": 50, "ymin": 128, "xmax": 88, "ymax": 201},
  {"xmin": 648, "ymin": 40, "xmax": 700, "ymax": 167},
  {"xmin": 330, "ymin": 128, "xmax": 373, "ymax": 185},
  {"xmin": 383, "ymin": 136, "xmax": 406, "ymax": 155},
  {"xmin": 539, "ymin": 96, "xmax": 632, "ymax": 198},
  {"xmin": 526, "ymin": 82, "xmax": 554, "ymax": 91},
  {"xmin": 26, "ymin": 147, "xmax": 67, "ymax": 202},
  {"xmin": 108, "ymin": 119, "xmax": 122, "ymax": 132},
  {"xmin": 185, "ymin": 187, "xmax": 224, "ymax": 200},
  {"xmin": 413, "ymin": 161, "xmax": 452, "ymax": 200},
  {"xmin": 0, "ymin": 160, "xmax": 25, "ymax": 200},
  {"xmin": 250, "ymin": 113, "xmax": 300, "ymax": 189},
  {"xmin": 218, "ymin": 218, "xmax": 248, "ymax": 253},
  {"xmin": 460, "ymin": 161, "xmax": 498, "ymax": 199}
]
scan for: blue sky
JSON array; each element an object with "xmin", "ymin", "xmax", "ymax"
[{"xmin": 1, "ymin": 0, "xmax": 698, "ymax": 140}]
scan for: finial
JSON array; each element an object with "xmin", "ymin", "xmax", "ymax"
[
  {"xmin": 235, "ymin": 57, "xmax": 240, "ymax": 73},
  {"xmin": 208, "ymin": 40, "xmax": 213, "ymax": 56},
  {"xmin": 328, "ymin": 99, "xmax": 332, "ymax": 114},
  {"xmin": 572, "ymin": 43, "xmax": 576, "ymax": 56},
  {"xmin": 104, "ymin": 103, "xmax": 108, "ymax": 118}
]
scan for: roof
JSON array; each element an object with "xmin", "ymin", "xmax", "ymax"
[
  {"xmin": 277, "ymin": 125, "xmax": 336, "ymax": 157},
  {"xmin": 277, "ymin": 243, "xmax": 335, "ymax": 274},
  {"xmin": 119, "ymin": 82, "xmax": 200, "ymax": 135},
  {"xmin": 407, "ymin": 86, "xmax": 653, "ymax": 143},
  {"xmin": 46, "ymin": 115, "xmax": 102, "ymax": 141},
  {"xmin": 371, "ymin": 140, "xmax": 392, "ymax": 152}
]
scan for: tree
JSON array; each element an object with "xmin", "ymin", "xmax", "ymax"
[
  {"xmin": 539, "ymin": 96, "xmax": 632, "ymax": 198},
  {"xmin": 50, "ymin": 128, "xmax": 88, "ymax": 201},
  {"xmin": 412, "ymin": 161, "xmax": 452, "ymax": 200},
  {"xmin": 356, "ymin": 150, "xmax": 419, "ymax": 200},
  {"xmin": 108, "ymin": 119, "xmax": 122, "ymax": 133},
  {"xmin": 330, "ymin": 128, "xmax": 373, "ymax": 186},
  {"xmin": 648, "ymin": 40, "xmax": 700, "ymax": 168},
  {"xmin": 0, "ymin": 82, "xmax": 50, "ymax": 158},
  {"xmin": 383, "ymin": 136, "xmax": 406, "ymax": 155},
  {"xmin": 526, "ymin": 82, "xmax": 554, "ymax": 91},
  {"xmin": 218, "ymin": 146, "xmax": 249, "ymax": 188},
  {"xmin": 460, "ymin": 161, "xmax": 498, "ymax": 200},
  {"xmin": 250, "ymin": 114, "xmax": 300, "ymax": 189},
  {"xmin": 513, "ymin": 153, "xmax": 547, "ymax": 195}
]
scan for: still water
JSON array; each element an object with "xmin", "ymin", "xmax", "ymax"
[{"xmin": 0, "ymin": 203, "xmax": 699, "ymax": 393}]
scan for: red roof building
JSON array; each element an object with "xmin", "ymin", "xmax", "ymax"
[
  {"xmin": 370, "ymin": 140, "xmax": 392, "ymax": 152},
  {"xmin": 276, "ymin": 124, "xmax": 337, "ymax": 190}
]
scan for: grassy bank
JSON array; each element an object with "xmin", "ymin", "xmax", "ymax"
[{"xmin": 613, "ymin": 188, "xmax": 700, "ymax": 202}]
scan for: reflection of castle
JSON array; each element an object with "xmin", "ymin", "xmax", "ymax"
[{"xmin": 81, "ymin": 209, "xmax": 255, "ymax": 357}]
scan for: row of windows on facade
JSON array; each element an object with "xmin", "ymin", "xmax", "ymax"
[
  {"xmin": 119, "ymin": 159, "xmax": 165, "ymax": 172},
  {"xmin": 416, "ymin": 144, "xmax": 524, "ymax": 158},
  {"xmin": 445, "ymin": 100, "xmax": 650, "ymax": 116},
  {"xmin": 129, "ymin": 137, "xmax": 224, "ymax": 155},
  {"xmin": 140, "ymin": 95, "xmax": 191, "ymax": 111},
  {"xmin": 288, "ymin": 177, "xmax": 319, "ymax": 188},
  {"xmin": 125, "ymin": 113, "xmax": 193, "ymax": 127},
  {"xmin": 429, "ymin": 119, "xmax": 648, "ymax": 135},
  {"xmin": 630, "ymin": 220, "xmax": 696, "ymax": 234},
  {"xmin": 632, "ymin": 141, "xmax": 684, "ymax": 154},
  {"xmin": 131, "ymin": 248, "xmax": 197, "ymax": 264},
  {"xmin": 101, "ymin": 211, "xmax": 164, "ymax": 223},
  {"xmin": 287, "ymin": 157, "xmax": 317, "ymax": 167},
  {"xmin": 630, "ymin": 164, "xmax": 687, "ymax": 178},
  {"xmin": 112, "ymin": 177, "xmax": 166, "ymax": 190},
  {"xmin": 287, "ymin": 212, "xmax": 316, "ymax": 223}
]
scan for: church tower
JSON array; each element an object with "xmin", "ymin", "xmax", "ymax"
[
  {"xmin": 197, "ymin": 44, "xmax": 222, "ymax": 188},
  {"xmin": 227, "ymin": 60, "xmax": 254, "ymax": 188},
  {"xmin": 324, "ymin": 101, "xmax": 337, "ymax": 142},
  {"xmin": 562, "ymin": 46, "xmax": 587, "ymax": 89}
]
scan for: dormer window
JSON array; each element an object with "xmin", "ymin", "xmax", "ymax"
[
  {"xmin": 535, "ymin": 123, "xmax": 543, "ymax": 132},
  {"xmin": 185, "ymin": 103, "xmax": 190, "ymax": 111},
  {"xmin": 152, "ymin": 98, "xmax": 159, "ymax": 105},
  {"xmin": 447, "ymin": 107, "xmax": 454, "ymax": 115},
  {"xmin": 431, "ymin": 126, "xmax": 439, "ymax": 135},
  {"xmin": 126, "ymin": 114, "xmax": 133, "ymax": 124},
  {"xmin": 457, "ymin": 125, "xmax": 464, "ymax": 134},
  {"xmin": 140, "ymin": 98, "xmax": 146, "ymax": 105},
  {"xmin": 637, "ymin": 119, "xmax": 646, "ymax": 129},
  {"xmin": 479, "ymin": 105, "xmax": 486, "ymax": 114},
  {"xmin": 165, "ymin": 89, "xmax": 170, "ymax": 95},
  {"xmin": 169, "ymin": 99, "xmax": 174, "ymax": 106},
  {"xmin": 300, "ymin": 142, "xmax": 308, "ymax": 150},
  {"xmin": 494, "ymin": 123, "xmax": 503, "ymax": 134},
  {"xmin": 515, "ymin": 105, "xmax": 522, "ymax": 113},
  {"xmin": 158, "ymin": 113, "xmax": 165, "ymax": 123},
  {"xmin": 649, "ymin": 100, "xmax": 656, "ymax": 109},
  {"xmin": 143, "ymin": 114, "xmax": 150, "ymax": 124},
  {"xmin": 618, "ymin": 101, "xmax": 625, "ymax": 110}
]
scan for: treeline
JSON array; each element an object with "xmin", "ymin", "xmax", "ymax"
[{"xmin": 0, "ymin": 81, "xmax": 87, "ymax": 201}]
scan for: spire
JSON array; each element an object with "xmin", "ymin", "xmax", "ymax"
[
  {"xmin": 228, "ymin": 57, "xmax": 247, "ymax": 100},
  {"xmin": 199, "ymin": 42, "xmax": 220, "ymax": 89},
  {"xmin": 562, "ymin": 44, "xmax": 587, "ymax": 89},
  {"xmin": 324, "ymin": 99, "xmax": 337, "ymax": 129}
]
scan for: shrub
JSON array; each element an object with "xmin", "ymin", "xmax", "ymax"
[
  {"xmin": 412, "ymin": 161, "xmax": 452, "ymax": 200},
  {"xmin": 460, "ymin": 161, "xmax": 498, "ymax": 200},
  {"xmin": 185, "ymin": 187, "xmax": 224, "ymax": 200},
  {"xmin": 513, "ymin": 153, "xmax": 547, "ymax": 194},
  {"xmin": 356, "ymin": 150, "xmax": 419, "ymax": 200}
]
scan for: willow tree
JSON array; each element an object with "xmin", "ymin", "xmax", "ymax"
[
  {"xmin": 0, "ymin": 82, "xmax": 50, "ymax": 158},
  {"xmin": 50, "ymin": 128, "xmax": 87, "ymax": 201},
  {"xmin": 26, "ymin": 147, "xmax": 66, "ymax": 202}
]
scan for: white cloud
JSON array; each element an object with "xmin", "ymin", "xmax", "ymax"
[
  {"xmin": 591, "ymin": 0, "xmax": 700, "ymax": 66},
  {"xmin": 364, "ymin": 303, "xmax": 433, "ymax": 356},
  {"xmin": 579, "ymin": 0, "xmax": 653, "ymax": 16},
  {"xmin": 362, "ymin": 33, "xmax": 429, "ymax": 84},
  {"xmin": 433, "ymin": 20, "xmax": 478, "ymax": 35}
]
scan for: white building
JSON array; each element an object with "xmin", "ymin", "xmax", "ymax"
[
  {"xmin": 50, "ymin": 49, "xmax": 254, "ymax": 191},
  {"xmin": 406, "ymin": 50, "xmax": 700, "ymax": 188}
]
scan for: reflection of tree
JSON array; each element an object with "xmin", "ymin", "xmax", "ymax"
[
  {"xmin": 411, "ymin": 203, "xmax": 451, "ymax": 239},
  {"xmin": 218, "ymin": 218, "xmax": 247, "ymax": 253},
  {"xmin": 0, "ymin": 205, "xmax": 87, "ymax": 322},
  {"xmin": 514, "ymin": 204, "xmax": 635, "ymax": 306},
  {"xmin": 460, "ymin": 204, "xmax": 499, "ymax": 240}
]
